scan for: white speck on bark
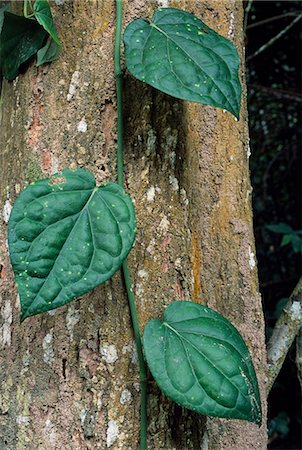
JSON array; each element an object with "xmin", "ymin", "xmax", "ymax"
[
  {"xmin": 174, "ymin": 258, "xmax": 182, "ymax": 269},
  {"xmin": 16, "ymin": 415, "xmax": 30, "ymax": 426},
  {"xmin": 44, "ymin": 419, "xmax": 57, "ymax": 446},
  {"xmin": 43, "ymin": 330, "xmax": 54, "ymax": 365},
  {"xmin": 180, "ymin": 188, "xmax": 189, "ymax": 206},
  {"xmin": 67, "ymin": 70, "xmax": 80, "ymax": 101},
  {"xmin": 80, "ymin": 409, "xmax": 87, "ymax": 426},
  {"xmin": 3, "ymin": 199, "xmax": 12, "ymax": 223},
  {"xmin": 168, "ymin": 151, "xmax": 176, "ymax": 168},
  {"xmin": 146, "ymin": 238, "xmax": 156, "ymax": 255},
  {"xmin": 201, "ymin": 430, "xmax": 209, "ymax": 450},
  {"xmin": 157, "ymin": 0, "xmax": 169, "ymax": 7},
  {"xmin": 135, "ymin": 283, "xmax": 144, "ymax": 297},
  {"xmin": 169, "ymin": 175, "xmax": 179, "ymax": 191},
  {"xmin": 120, "ymin": 389, "xmax": 132, "ymax": 405},
  {"xmin": 292, "ymin": 301, "xmax": 301, "ymax": 316},
  {"xmin": 66, "ymin": 304, "xmax": 80, "ymax": 341},
  {"xmin": 106, "ymin": 420, "xmax": 119, "ymax": 447},
  {"xmin": 228, "ymin": 11, "xmax": 235, "ymax": 38},
  {"xmin": 96, "ymin": 393, "xmax": 103, "ymax": 409},
  {"xmin": 15, "ymin": 294, "xmax": 20, "ymax": 310},
  {"xmin": 248, "ymin": 246, "xmax": 256, "ymax": 269},
  {"xmin": 77, "ymin": 117, "xmax": 87, "ymax": 133},
  {"xmin": 146, "ymin": 186, "xmax": 155, "ymax": 202},
  {"xmin": 122, "ymin": 341, "xmax": 138, "ymax": 365},
  {"xmin": 22, "ymin": 351, "xmax": 30, "ymax": 367},
  {"xmin": 50, "ymin": 155, "xmax": 59, "ymax": 175},
  {"xmin": 133, "ymin": 382, "xmax": 140, "ymax": 392},
  {"xmin": 1, "ymin": 300, "xmax": 12, "ymax": 348},
  {"xmin": 159, "ymin": 216, "xmax": 170, "ymax": 233},
  {"xmin": 147, "ymin": 129, "xmax": 157, "ymax": 153},
  {"xmin": 137, "ymin": 269, "xmax": 148, "ymax": 279},
  {"xmin": 100, "ymin": 343, "xmax": 118, "ymax": 364},
  {"xmin": 54, "ymin": 0, "xmax": 64, "ymax": 4}
]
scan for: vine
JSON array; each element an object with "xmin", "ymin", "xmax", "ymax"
[
  {"xmin": 115, "ymin": 1, "xmax": 148, "ymax": 447},
  {"xmin": 4, "ymin": 1, "xmax": 261, "ymax": 448}
]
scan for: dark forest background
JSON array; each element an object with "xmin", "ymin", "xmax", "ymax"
[{"xmin": 246, "ymin": 1, "xmax": 301, "ymax": 448}]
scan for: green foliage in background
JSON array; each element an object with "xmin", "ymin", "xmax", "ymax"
[
  {"xmin": 0, "ymin": 0, "xmax": 60, "ymax": 80},
  {"xmin": 247, "ymin": 1, "xmax": 301, "ymax": 448}
]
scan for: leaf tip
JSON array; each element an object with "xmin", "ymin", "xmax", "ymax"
[{"xmin": 20, "ymin": 310, "xmax": 28, "ymax": 323}]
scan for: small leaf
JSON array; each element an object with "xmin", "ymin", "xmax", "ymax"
[
  {"xmin": 37, "ymin": 37, "xmax": 60, "ymax": 66},
  {"xmin": 143, "ymin": 301, "xmax": 262, "ymax": 425},
  {"xmin": 8, "ymin": 169, "xmax": 136, "ymax": 320},
  {"xmin": 280, "ymin": 234, "xmax": 292, "ymax": 247},
  {"xmin": 0, "ymin": 12, "xmax": 47, "ymax": 80},
  {"xmin": 290, "ymin": 234, "xmax": 302, "ymax": 253},
  {"xmin": 266, "ymin": 223, "xmax": 293, "ymax": 234},
  {"xmin": 34, "ymin": 0, "xmax": 60, "ymax": 45},
  {"xmin": 124, "ymin": 8, "xmax": 241, "ymax": 118}
]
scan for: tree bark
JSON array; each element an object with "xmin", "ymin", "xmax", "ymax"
[{"xmin": 0, "ymin": 1, "xmax": 267, "ymax": 449}]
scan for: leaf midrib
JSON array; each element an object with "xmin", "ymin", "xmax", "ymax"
[
  {"xmin": 20, "ymin": 189, "xmax": 94, "ymax": 261},
  {"xmin": 149, "ymin": 21, "xmax": 236, "ymax": 113},
  {"xmin": 22, "ymin": 187, "xmax": 98, "ymax": 316},
  {"xmin": 163, "ymin": 321, "xmax": 252, "ymax": 406}
]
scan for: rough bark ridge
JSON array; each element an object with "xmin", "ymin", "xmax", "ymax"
[{"xmin": 0, "ymin": 1, "xmax": 267, "ymax": 448}]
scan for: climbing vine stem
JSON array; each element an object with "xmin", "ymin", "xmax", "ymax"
[{"xmin": 115, "ymin": 1, "xmax": 148, "ymax": 448}]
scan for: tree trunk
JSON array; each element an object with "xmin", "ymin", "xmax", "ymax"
[{"xmin": 0, "ymin": 1, "xmax": 267, "ymax": 449}]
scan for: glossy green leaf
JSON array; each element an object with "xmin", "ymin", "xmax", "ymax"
[
  {"xmin": 37, "ymin": 37, "xmax": 60, "ymax": 66},
  {"xmin": 124, "ymin": 8, "xmax": 241, "ymax": 118},
  {"xmin": 0, "ymin": 12, "xmax": 46, "ymax": 80},
  {"xmin": 143, "ymin": 301, "xmax": 262, "ymax": 425},
  {"xmin": 8, "ymin": 169, "xmax": 136, "ymax": 320},
  {"xmin": 34, "ymin": 0, "xmax": 60, "ymax": 45}
]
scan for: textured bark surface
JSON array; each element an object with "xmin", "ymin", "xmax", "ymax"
[{"xmin": 0, "ymin": 1, "xmax": 267, "ymax": 449}]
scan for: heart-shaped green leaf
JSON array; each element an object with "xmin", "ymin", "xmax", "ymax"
[
  {"xmin": 124, "ymin": 8, "xmax": 241, "ymax": 118},
  {"xmin": 8, "ymin": 169, "xmax": 136, "ymax": 320},
  {"xmin": 34, "ymin": 0, "xmax": 60, "ymax": 45},
  {"xmin": 37, "ymin": 37, "xmax": 60, "ymax": 66},
  {"xmin": 0, "ymin": 11, "xmax": 47, "ymax": 80},
  {"xmin": 143, "ymin": 301, "xmax": 262, "ymax": 425}
]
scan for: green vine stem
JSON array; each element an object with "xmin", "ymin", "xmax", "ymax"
[
  {"xmin": 23, "ymin": 0, "xmax": 34, "ymax": 18},
  {"xmin": 24, "ymin": 0, "xmax": 28, "ymax": 17},
  {"xmin": 115, "ymin": 1, "xmax": 148, "ymax": 448}
]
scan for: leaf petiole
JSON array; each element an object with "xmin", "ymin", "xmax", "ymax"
[{"xmin": 23, "ymin": 0, "xmax": 34, "ymax": 18}]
